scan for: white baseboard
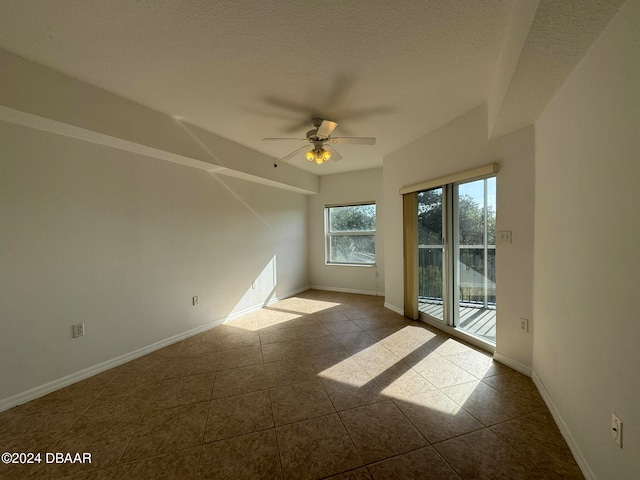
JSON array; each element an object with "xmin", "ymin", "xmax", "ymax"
[
  {"xmin": 0, "ymin": 284, "xmax": 311, "ymax": 414},
  {"xmin": 384, "ymin": 302, "xmax": 404, "ymax": 316},
  {"xmin": 310, "ymin": 285, "xmax": 383, "ymax": 296},
  {"xmin": 278, "ymin": 285, "xmax": 312, "ymax": 299},
  {"xmin": 531, "ymin": 370, "xmax": 595, "ymax": 480},
  {"xmin": 0, "ymin": 317, "xmax": 224, "ymax": 413},
  {"xmin": 493, "ymin": 352, "xmax": 533, "ymax": 376}
]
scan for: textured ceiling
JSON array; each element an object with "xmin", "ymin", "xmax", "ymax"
[
  {"xmin": 491, "ymin": 0, "xmax": 627, "ymax": 137},
  {"xmin": 0, "ymin": 0, "xmax": 624, "ymax": 175}
]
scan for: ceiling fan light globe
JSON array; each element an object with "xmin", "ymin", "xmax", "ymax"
[{"xmin": 265, "ymin": 119, "xmax": 374, "ymax": 165}]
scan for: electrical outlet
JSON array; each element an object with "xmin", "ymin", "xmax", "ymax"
[
  {"xmin": 612, "ymin": 413, "xmax": 623, "ymax": 447},
  {"xmin": 251, "ymin": 281, "xmax": 256, "ymax": 289},
  {"xmin": 192, "ymin": 296, "xmax": 198, "ymax": 306},
  {"xmin": 72, "ymin": 323, "xmax": 85, "ymax": 338},
  {"xmin": 520, "ymin": 318, "xmax": 529, "ymax": 333}
]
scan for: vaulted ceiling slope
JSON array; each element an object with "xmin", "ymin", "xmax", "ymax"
[{"xmin": 0, "ymin": 0, "xmax": 625, "ymax": 181}]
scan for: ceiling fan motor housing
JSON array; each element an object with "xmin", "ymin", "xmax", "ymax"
[
  {"xmin": 263, "ymin": 117, "xmax": 374, "ymax": 164},
  {"xmin": 306, "ymin": 129, "xmax": 322, "ymax": 140}
]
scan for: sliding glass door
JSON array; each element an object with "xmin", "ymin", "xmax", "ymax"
[
  {"xmin": 417, "ymin": 188, "xmax": 445, "ymax": 321},
  {"xmin": 454, "ymin": 178, "xmax": 496, "ymax": 342},
  {"xmin": 417, "ymin": 177, "xmax": 496, "ymax": 345}
]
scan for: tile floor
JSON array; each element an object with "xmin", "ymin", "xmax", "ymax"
[{"xmin": 0, "ymin": 290, "xmax": 583, "ymax": 479}]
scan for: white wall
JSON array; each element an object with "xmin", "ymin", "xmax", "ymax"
[
  {"xmin": 309, "ymin": 168, "xmax": 384, "ymax": 295},
  {"xmin": 0, "ymin": 121, "xmax": 309, "ymax": 404},
  {"xmin": 383, "ymin": 106, "xmax": 535, "ymax": 369},
  {"xmin": 533, "ymin": 0, "xmax": 640, "ymax": 477},
  {"xmin": 0, "ymin": 48, "xmax": 319, "ymax": 195}
]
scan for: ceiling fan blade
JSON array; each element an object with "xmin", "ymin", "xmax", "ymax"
[
  {"xmin": 330, "ymin": 137, "xmax": 376, "ymax": 145},
  {"xmin": 264, "ymin": 96, "xmax": 317, "ymax": 115},
  {"xmin": 263, "ymin": 137, "xmax": 308, "ymax": 142},
  {"xmin": 336, "ymin": 106, "xmax": 395, "ymax": 120},
  {"xmin": 284, "ymin": 119, "xmax": 315, "ymax": 134},
  {"xmin": 316, "ymin": 120, "xmax": 338, "ymax": 137},
  {"xmin": 325, "ymin": 145, "xmax": 343, "ymax": 162},
  {"xmin": 324, "ymin": 75, "xmax": 354, "ymax": 111},
  {"xmin": 279, "ymin": 145, "xmax": 311, "ymax": 162}
]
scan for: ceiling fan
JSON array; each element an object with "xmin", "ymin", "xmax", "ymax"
[{"xmin": 263, "ymin": 118, "xmax": 376, "ymax": 165}]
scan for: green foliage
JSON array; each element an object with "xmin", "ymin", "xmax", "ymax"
[
  {"xmin": 329, "ymin": 205, "xmax": 376, "ymax": 232},
  {"xmin": 327, "ymin": 204, "xmax": 376, "ymax": 264},
  {"xmin": 330, "ymin": 235, "xmax": 375, "ymax": 264},
  {"xmin": 417, "ymin": 183, "xmax": 496, "ymax": 304},
  {"xmin": 417, "ymin": 190, "xmax": 495, "ymax": 246},
  {"xmin": 458, "ymin": 196, "xmax": 496, "ymax": 245},
  {"xmin": 417, "ymin": 189, "xmax": 442, "ymax": 245},
  {"xmin": 419, "ymin": 263, "xmax": 443, "ymax": 299}
]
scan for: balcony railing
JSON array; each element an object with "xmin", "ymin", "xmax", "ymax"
[
  {"xmin": 418, "ymin": 245, "xmax": 496, "ymax": 342},
  {"xmin": 418, "ymin": 245, "xmax": 495, "ymax": 306},
  {"xmin": 418, "ymin": 246, "xmax": 444, "ymax": 301}
]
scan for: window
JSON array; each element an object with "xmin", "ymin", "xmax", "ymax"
[{"xmin": 326, "ymin": 203, "xmax": 376, "ymax": 265}]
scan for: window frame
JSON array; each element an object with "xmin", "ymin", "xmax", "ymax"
[{"xmin": 325, "ymin": 202, "xmax": 377, "ymax": 266}]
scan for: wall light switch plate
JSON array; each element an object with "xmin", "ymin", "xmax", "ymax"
[
  {"xmin": 612, "ymin": 413, "xmax": 623, "ymax": 447},
  {"xmin": 499, "ymin": 231, "xmax": 512, "ymax": 243},
  {"xmin": 192, "ymin": 296, "xmax": 198, "ymax": 306}
]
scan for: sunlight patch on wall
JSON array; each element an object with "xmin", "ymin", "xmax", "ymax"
[{"xmin": 228, "ymin": 256, "xmax": 277, "ymax": 319}]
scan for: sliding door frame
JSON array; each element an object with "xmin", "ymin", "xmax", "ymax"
[{"xmin": 401, "ymin": 164, "xmax": 499, "ymax": 353}]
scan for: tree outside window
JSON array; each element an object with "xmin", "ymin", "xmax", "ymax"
[{"xmin": 326, "ymin": 204, "xmax": 376, "ymax": 265}]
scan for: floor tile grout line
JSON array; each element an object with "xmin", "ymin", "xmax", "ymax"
[
  {"xmin": 439, "ymin": 424, "xmax": 542, "ymax": 471},
  {"xmin": 488, "ymin": 412, "xmax": 576, "ymax": 471},
  {"xmin": 362, "ymin": 443, "xmax": 457, "ymax": 476},
  {"xmin": 427, "ymin": 423, "xmax": 488, "ymax": 447},
  {"xmin": 197, "ymin": 372, "xmax": 218, "ymax": 452},
  {"xmin": 84, "ymin": 443, "xmax": 206, "ymax": 475},
  {"xmin": 49, "ymin": 380, "xmax": 113, "ymax": 451},
  {"xmin": 92, "ymin": 374, "xmax": 168, "ymax": 468},
  {"xmin": 268, "ymin": 388, "xmax": 287, "ymax": 480},
  {"xmin": 193, "ymin": 444, "xmax": 203, "ymax": 480},
  {"xmin": 333, "ymin": 410, "xmax": 366, "ymax": 474},
  {"xmin": 202, "ymin": 424, "xmax": 277, "ymax": 447},
  {"xmin": 387, "ymin": 394, "xmax": 432, "ymax": 447},
  {"xmin": 430, "ymin": 442, "xmax": 466, "ymax": 480},
  {"xmin": 3, "ymin": 291, "xmax": 582, "ymax": 479}
]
